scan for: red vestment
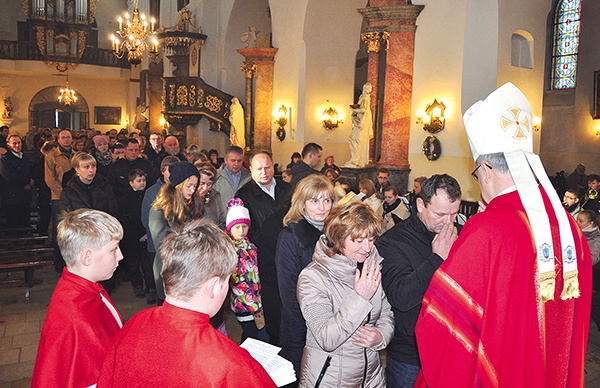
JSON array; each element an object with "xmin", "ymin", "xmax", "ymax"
[
  {"xmin": 97, "ymin": 302, "xmax": 277, "ymax": 387},
  {"xmin": 415, "ymin": 188, "xmax": 592, "ymax": 387},
  {"xmin": 32, "ymin": 268, "xmax": 123, "ymax": 388}
]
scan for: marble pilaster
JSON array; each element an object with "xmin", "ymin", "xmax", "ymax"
[
  {"xmin": 358, "ymin": 2, "xmax": 423, "ymax": 171},
  {"xmin": 237, "ymin": 48, "xmax": 278, "ymax": 154}
]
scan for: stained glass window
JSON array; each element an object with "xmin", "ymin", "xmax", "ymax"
[{"xmin": 551, "ymin": 0, "xmax": 582, "ymax": 89}]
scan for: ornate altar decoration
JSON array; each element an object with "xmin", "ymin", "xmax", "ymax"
[
  {"xmin": 23, "ymin": 0, "xmax": 98, "ymax": 71},
  {"xmin": 158, "ymin": 8, "xmax": 237, "ymax": 137}
]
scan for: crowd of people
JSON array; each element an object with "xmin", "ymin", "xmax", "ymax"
[{"xmin": 1, "ymin": 83, "xmax": 595, "ymax": 387}]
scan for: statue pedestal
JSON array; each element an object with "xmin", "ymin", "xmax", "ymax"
[{"xmin": 340, "ymin": 166, "xmax": 410, "ymax": 194}]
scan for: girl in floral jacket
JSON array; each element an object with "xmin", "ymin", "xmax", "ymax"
[{"xmin": 227, "ymin": 198, "xmax": 268, "ymax": 342}]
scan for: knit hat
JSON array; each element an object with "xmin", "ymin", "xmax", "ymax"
[
  {"xmin": 464, "ymin": 82, "xmax": 578, "ymax": 302},
  {"xmin": 168, "ymin": 161, "xmax": 199, "ymax": 187},
  {"xmin": 93, "ymin": 135, "xmax": 109, "ymax": 148},
  {"xmin": 226, "ymin": 198, "xmax": 251, "ymax": 233}
]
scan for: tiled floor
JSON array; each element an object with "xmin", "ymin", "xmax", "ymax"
[{"xmin": 1, "ymin": 266, "xmax": 600, "ymax": 387}]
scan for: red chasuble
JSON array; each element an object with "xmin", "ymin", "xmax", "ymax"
[
  {"xmin": 97, "ymin": 302, "xmax": 277, "ymax": 388},
  {"xmin": 32, "ymin": 268, "xmax": 123, "ymax": 388},
  {"xmin": 415, "ymin": 188, "xmax": 592, "ymax": 387}
]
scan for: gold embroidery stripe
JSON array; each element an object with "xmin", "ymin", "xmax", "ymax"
[{"xmin": 437, "ymin": 270, "xmax": 484, "ymax": 318}]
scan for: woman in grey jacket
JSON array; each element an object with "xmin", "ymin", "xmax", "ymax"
[{"xmin": 297, "ymin": 201, "xmax": 394, "ymax": 387}]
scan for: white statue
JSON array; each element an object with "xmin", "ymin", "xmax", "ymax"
[
  {"xmin": 229, "ymin": 97, "xmax": 246, "ymax": 149},
  {"xmin": 3, "ymin": 97, "xmax": 13, "ymax": 119},
  {"xmin": 345, "ymin": 82, "xmax": 373, "ymax": 168},
  {"xmin": 241, "ymin": 27, "xmax": 259, "ymax": 48},
  {"xmin": 132, "ymin": 103, "xmax": 148, "ymax": 132}
]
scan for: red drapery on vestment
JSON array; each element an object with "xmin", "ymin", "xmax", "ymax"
[
  {"xmin": 415, "ymin": 188, "xmax": 592, "ymax": 387},
  {"xmin": 97, "ymin": 302, "xmax": 276, "ymax": 387},
  {"xmin": 32, "ymin": 268, "xmax": 122, "ymax": 387}
]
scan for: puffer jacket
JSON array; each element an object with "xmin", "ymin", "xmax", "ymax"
[{"xmin": 297, "ymin": 236, "xmax": 394, "ymax": 388}]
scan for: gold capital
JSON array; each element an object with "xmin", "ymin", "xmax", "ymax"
[
  {"xmin": 361, "ymin": 32, "xmax": 382, "ymax": 53},
  {"xmin": 240, "ymin": 63, "xmax": 257, "ymax": 78}
]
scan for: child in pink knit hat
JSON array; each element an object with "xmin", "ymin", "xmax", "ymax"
[{"xmin": 226, "ymin": 198, "xmax": 268, "ymax": 343}]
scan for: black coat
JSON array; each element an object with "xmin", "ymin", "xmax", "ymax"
[
  {"xmin": 0, "ymin": 151, "xmax": 34, "ymax": 205},
  {"xmin": 59, "ymin": 174, "xmax": 118, "ymax": 216},
  {"xmin": 235, "ymin": 178, "xmax": 292, "ymax": 346},
  {"xmin": 275, "ymin": 218, "xmax": 322, "ymax": 371},
  {"xmin": 106, "ymin": 157, "xmax": 157, "ymax": 214},
  {"xmin": 234, "ymin": 179, "xmax": 292, "ymax": 243},
  {"xmin": 290, "ymin": 160, "xmax": 319, "ymax": 187},
  {"xmin": 375, "ymin": 208, "xmax": 442, "ymax": 366}
]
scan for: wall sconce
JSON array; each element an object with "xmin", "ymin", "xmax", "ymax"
[
  {"xmin": 415, "ymin": 109, "xmax": 424, "ymax": 124},
  {"xmin": 596, "ymin": 123, "xmax": 600, "ymax": 136},
  {"xmin": 322, "ymin": 102, "xmax": 342, "ymax": 130},
  {"xmin": 122, "ymin": 119, "xmax": 129, "ymax": 128},
  {"xmin": 532, "ymin": 116, "xmax": 541, "ymax": 131},
  {"xmin": 273, "ymin": 104, "xmax": 288, "ymax": 141},
  {"xmin": 417, "ymin": 99, "xmax": 446, "ymax": 134}
]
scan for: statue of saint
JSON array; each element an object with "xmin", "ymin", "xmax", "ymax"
[
  {"xmin": 3, "ymin": 97, "xmax": 13, "ymax": 119},
  {"xmin": 229, "ymin": 97, "xmax": 245, "ymax": 149},
  {"xmin": 132, "ymin": 103, "xmax": 149, "ymax": 132},
  {"xmin": 345, "ymin": 83, "xmax": 373, "ymax": 168},
  {"xmin": 241, "ymin": 27, "xmax": 259, "ymax": 48}
]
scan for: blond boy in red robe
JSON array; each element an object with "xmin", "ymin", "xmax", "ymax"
[{"xmin": 32, "ymin": 209, "xmax": 124, "ymax": 387}]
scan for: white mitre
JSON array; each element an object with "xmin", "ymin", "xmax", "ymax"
[{"xmin": 463, "ymin": 82, "xmax": 579, "ymax": 302}]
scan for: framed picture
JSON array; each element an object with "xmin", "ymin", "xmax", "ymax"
[
  {"xmin": 594, "ymin": 70, "xmax": 600, "ymax": 119},
  {"xmin": 95, "ymin": 106, "xmax": 122, "ymax": 125}
]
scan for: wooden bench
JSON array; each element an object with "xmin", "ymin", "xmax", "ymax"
[{"xmin": 0, "ymin": 235, "xmax": 53, "ymax": 301}]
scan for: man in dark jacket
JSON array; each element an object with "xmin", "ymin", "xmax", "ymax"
[
  {"xmin": 0, "ymin": 134, "xmax": 34, "ymax": 227},
  {"xmin": 290, "ymin": 142, "xmax": 322, "ymax": 187},
  {"xmin": 106, "ymin": 138, "xmax": 157, "ymax": 215},
  {"xmin": 376, "ymin": 174, "xmax": 461, "ymax": 387},
  {"xmin": 143, "ymin": 132, "xmax": 165, "ymax": 163},
  {"xmin": 235, "ymin": 151, "xmax": 292, "ymax": 345}
]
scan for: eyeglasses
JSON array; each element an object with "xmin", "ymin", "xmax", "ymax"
[{"xmin": 471, "ymin": 163, "xmax": 492, "ymax": 181}]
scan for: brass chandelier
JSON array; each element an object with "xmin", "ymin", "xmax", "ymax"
[
  {"xmin": 58, "ymin": 74, "xmax": 77, "ymax": 106},
  {"xmin": 110, "ymin": 0, "xmax": 159, "ymax": 65}
]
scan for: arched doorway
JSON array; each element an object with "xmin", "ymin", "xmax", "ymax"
[{"xmin": 28, "ymin": 86, "xmax": 89, "ymax": 130}]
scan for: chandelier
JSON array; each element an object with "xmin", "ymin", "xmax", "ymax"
[
  {"xmin": 110, "ymin": 0, "xmax": 159, "ymax": 65},
  {"xmin": 58, "ymin": 74, "xmax": 77, "ymax": 106}
]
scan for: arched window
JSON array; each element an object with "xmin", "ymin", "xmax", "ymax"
[
  {"xmin": 511, "ymin": 31, "xmax": 533, "ymax": 69},
  {"xmin": 551, "ymin": 0, "xmax": 582, "ymax": 89}
]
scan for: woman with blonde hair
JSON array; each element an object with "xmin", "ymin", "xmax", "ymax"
[
  {"xmin": 275, "ymin": 175, "xmax": 337, "ymax": 377},
  {"xmin": 149, "ymin": 161, "xmax": 204, "ymax": 304},
  {"xmin": 359, "ymin": 178, "xmax": 383, "ymax": 216},
  {"xmin": 59, "ymin": 152, "xmax": 117, "ymax": 216},
  {"xmin": 197, "ymin": 163, "xmax": 226, "ymax": 229},
  {"xmin": 297, "ymin": 201, "xmax": 393, "ymax": 387}
]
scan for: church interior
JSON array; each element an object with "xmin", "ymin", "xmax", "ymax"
[
  {"xmin": 1, "ymin": 0, "xmax": 597, "ymax": 201},
  {"xmin": 2, "ymin": 1, "xmax": 600, "ymax": 385}
]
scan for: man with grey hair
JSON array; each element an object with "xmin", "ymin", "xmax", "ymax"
[
  {"xmin": 97, "ymin": 220, "xmax": 276, "ymax": 387},
  {"xmin": 415, "ymin": 83, "xmax": 591, "ymax": 387},
  {"xmin": 213, "ymin": 145, "xmax": 251, "ymax": 211}
]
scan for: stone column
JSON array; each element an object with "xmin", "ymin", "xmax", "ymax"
[
  {"xmin": 240, "ymin": 63, "xmax": 256, "ymax": 153},
  {"xmin": 358, "ymin": 2, "xmax": 423, "ymax": 169},
  {"xmin": 360, "ymin": 31, "xmax": 388, "ymax": 164},
  {"xmin": 237, "ymin": 48, "xmax": 278, "ymax": 154}
]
